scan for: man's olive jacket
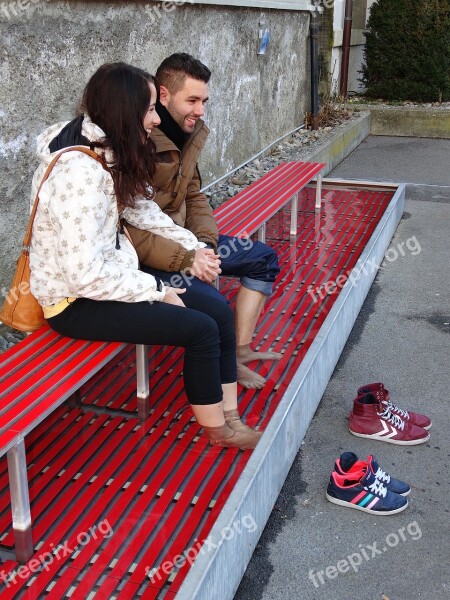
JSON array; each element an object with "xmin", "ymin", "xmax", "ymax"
[{"xmin": 126, "ymin": 120, "xmax": 219, "ymax": 272}]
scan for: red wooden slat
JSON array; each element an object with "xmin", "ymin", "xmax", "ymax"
[
  {"xmin": 0, "ymin": 412, "xmax": 114, "ymax": 544},
  {"xmin": 81, "ymin": 344, "xmax": 183, "ymax": 412},
  {"xmin": 67, "ymin": 415, "xmax": 201, "ymax": 586},
  {"xmin": 168, "ymin": 453, "xmax": 250, "ymax": 594},
  {"xmin": 0, "ymin": 338, "xmax": 124, "ymax": 411},
  {"xmin": 75, "ymin": 439, "xmax": 214, "ymax": 597},
  {"xmin": 0, "ymin": 336, "xmax": 84, "ymax": 397}
]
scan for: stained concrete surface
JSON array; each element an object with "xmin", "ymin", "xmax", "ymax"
[{"xmin": 234, "ymin": 136, "xmax": 450, "ymax": 600}]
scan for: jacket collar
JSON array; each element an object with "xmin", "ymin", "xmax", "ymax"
[{"xmin": 151, "ymin": 119, "xmax": 209, "ymax": 154}]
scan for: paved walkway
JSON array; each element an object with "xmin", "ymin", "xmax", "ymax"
[{"xmin": 234, "ymin": 136, "xmax": 450, "ymax": 600}]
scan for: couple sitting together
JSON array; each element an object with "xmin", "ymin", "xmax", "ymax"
[{"xmin": 29, "ymin": 54, "xmax": 281, "ymax": 451}]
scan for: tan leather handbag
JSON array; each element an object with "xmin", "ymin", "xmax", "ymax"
[{"xmin": 0, "ymin": 146, "xmax": 107, "ymax": 332}]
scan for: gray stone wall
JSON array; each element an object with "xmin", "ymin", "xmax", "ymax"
[{"xmin": 0, "ymin": 1, "xmax": 310, "ymax": 293}]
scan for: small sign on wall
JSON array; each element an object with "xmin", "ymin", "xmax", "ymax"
[
  {"xmin": 258, "ymin": 26, "xmax": 270, "ymax": 54},
  {"xmin": 257, "ymin": 27, "xmax": 270, "ymax": 54}
]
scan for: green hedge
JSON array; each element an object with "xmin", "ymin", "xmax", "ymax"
[{"xmin": 361, "ymin": 0, "xmax": 450, "ymax": 101}]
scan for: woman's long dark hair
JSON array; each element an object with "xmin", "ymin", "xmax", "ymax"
[{"xmin": 81, "ymin": 62, "xmax": 157, "ymax": 208}]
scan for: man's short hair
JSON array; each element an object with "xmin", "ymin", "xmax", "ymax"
[{"xmin": 156, "ymin": 53, "xmax": 211, "ymax": 94}]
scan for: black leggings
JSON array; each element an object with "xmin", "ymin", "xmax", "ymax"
[{"xmin": 47, "ymin": 287, "xmax": 237, "ymax": 405}]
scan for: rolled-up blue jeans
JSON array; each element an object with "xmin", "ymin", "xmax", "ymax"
[
  {"xmin": 142, "ymin": 235, "xmax": 279, "ymax": 300},
  {"xmin": 216, "ymin": 235, "xmax": 279, "ymax": 296}
]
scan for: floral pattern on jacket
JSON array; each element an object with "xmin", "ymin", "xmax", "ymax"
[{"xmin": 29, "ymin": 117, "xmax": 205, "ymax": 307}]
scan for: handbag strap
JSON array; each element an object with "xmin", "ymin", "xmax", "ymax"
[{"xmin": 23, "ymin": 146, "xmax": 109, "ymax": 249}]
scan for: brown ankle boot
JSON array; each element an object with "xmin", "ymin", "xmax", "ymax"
[
  {"xmin": 224, "ymin": 409, "xmax": 263, "ymax": 437},
  {"xmin": 203, "ymin": 422, "xmax": 261, "ymax": 450}
]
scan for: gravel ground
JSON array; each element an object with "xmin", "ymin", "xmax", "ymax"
[
  {"xmin": 0, "ymin": 326, "xmax": 26, "ymax": 352},
  {"xmin": 347, "ymin": 98, "xmax": 450, "ymax": 110}
]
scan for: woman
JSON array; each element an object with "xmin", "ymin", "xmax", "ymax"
[{"xmin": 29, "ymin": 62, "xmax": 261, "ymax": 450}]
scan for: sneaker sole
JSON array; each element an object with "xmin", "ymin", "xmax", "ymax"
[
  {"xmin": 326, "ymin": 493, "xmax": 408, "ymax": 515},
  {"xmin": 348, "ymin": 429, "xmax": 430, "ymax": 445}
]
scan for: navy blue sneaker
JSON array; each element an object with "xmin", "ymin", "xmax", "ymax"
[
  {"xmin": 326, "ymin": 468, "xmax": 408, "ymax": 515},
  {"xmin": 335, "ymin": 452, "xmax": 411, "ymax": 496}
]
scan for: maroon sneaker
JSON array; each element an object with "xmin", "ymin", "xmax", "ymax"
[
  {"xmin": 357, "ymin": 383, "xmax": 432, "ymax": 430},
  {"xmin": 349, "ymin": 393, "xmax": 430, "ymax": 445}
]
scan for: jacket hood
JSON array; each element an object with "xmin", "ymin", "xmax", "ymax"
[
  {"xmin": 36, "ymin": 115, "xmax": 107, "ymax": 165},
  {"xmin": 48, "ymin": 115, "xmax": 91, "ymax": 153}
]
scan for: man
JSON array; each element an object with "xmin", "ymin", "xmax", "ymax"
[{"xmin": 127, "ymin": 53, "xmax": 281, "ymax": 389}]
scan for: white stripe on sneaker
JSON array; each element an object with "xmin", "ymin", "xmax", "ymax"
[{"xmin": 374, "ymin": 421, "xmax": 398, "ymax": 438}]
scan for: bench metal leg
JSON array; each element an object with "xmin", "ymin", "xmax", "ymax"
[
  {"xmin": 315, "ymin": 173, "xmax": 323, "ymax": 210},
  {"xmin": 258, "ymin": 223, "xmax": 266, "ymax": 244},
  {"xmin": 7, "ymin": 440, "xmax": 33, "ymax": 563},
  {"xmin": 136, "ymin": 344, "xmax": 150, "ymax": 422},
  {"xmin": 290, "ymin": 192, "xmax": 299, "ymax": 236}
]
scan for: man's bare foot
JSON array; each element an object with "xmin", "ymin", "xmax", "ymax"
[
  {"xmin": 237, "ymin": 343, "xmax": 283, "ymax": 366},
  {"xmin": 237, "ymin": 362, "xmax": 266, "ymax": 389}
]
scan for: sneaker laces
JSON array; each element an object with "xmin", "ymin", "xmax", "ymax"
[
  {"xmin": 386, "ymin": 400, "xmax": 410, "ymax": 419},
  {"xmin": 367, "ymin": 478, "xmax": 387, "ymax": 498},
  {"xmin": 378, "ymin": 406, "xmax": 405, "ymax": 430},
  {"xmin": 374, "ymin": 466, "xmax": 391, "ymax": 484}
]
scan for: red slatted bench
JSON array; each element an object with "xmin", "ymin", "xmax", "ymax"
[
  {"xmin": 0, "ymin": 326, "xmax": 151, "ymax": 562},
  {"xmin": 0, "ymin": 160, "xmax": 324, "ymax": 564},
  {"xmin": 214, "ymin": 161, "xmax": 325, "ymax": 241}
]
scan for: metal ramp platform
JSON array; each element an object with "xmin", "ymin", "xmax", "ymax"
[{"xmin": 0, "ymin": 180, "xmax": 405, "ymax": 599}]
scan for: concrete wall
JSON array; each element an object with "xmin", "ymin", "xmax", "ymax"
[
  {"xmin": 368, "ymin": 107, "xmax": 450, "ymax": 139},
  {"xmin": 0, "ymin": 1, "xmax": 310, "ymax": 295}
]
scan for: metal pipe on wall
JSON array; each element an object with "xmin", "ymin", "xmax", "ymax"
[
  {"xmin": 339, "ymin": 0, "xmax": 353, "ymax": 97},
  {"xmin": 309, "ymin": 1, "xmax": 320, "ymax": 129}
]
